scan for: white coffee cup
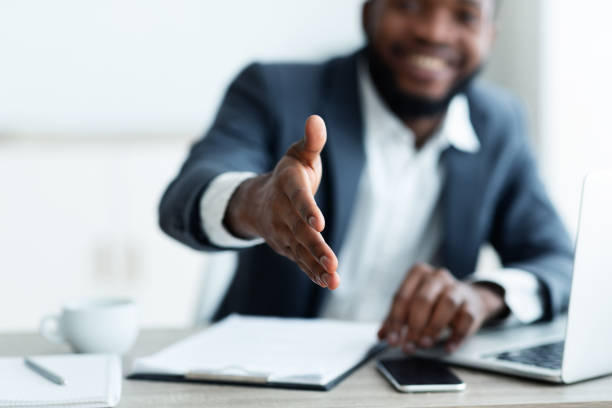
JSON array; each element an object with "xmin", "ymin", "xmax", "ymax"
[{"xmin": 39, "ymin": 297, "xmax": 139, "ymax": 354}]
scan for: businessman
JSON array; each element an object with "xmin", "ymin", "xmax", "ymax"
[{"xmin": 159, "ymin": 0, "xmax": 573, "ymax": 353}]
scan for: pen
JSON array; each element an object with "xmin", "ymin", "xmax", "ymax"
[{"xmin": 24, "ymin": 357, "xmax": 66, "ymax": 385}]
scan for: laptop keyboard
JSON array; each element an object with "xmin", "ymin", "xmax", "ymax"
[{"xmin": 493, "ymin": 341, "xmax": 564, "ymax": 370}]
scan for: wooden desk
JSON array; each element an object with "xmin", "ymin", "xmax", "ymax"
[{"xmin": 2, "ymin": 329, "xmax": 612, "ymax": 408}]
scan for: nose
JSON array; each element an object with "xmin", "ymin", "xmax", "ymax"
[{"xmin": 411, "ymin": 8, "xmax": 454, "ymax": 45}]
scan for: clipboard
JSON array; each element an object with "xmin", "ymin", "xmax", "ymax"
[{"xmin": 128, "ymin": 315, "xmax": 386, "ymax": 391}]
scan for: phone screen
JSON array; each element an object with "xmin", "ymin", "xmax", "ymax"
[{"xmin": 377, "ymin": 357, "xmax": 464, "ymax": 391}]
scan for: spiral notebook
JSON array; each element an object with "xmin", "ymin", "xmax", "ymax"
[
  {"xmin": 129, "ymin": 314, "xmax": 384, "ymax": 391},
  {"xmin": 0, "ymin": 354, "xmax": 122, "ymax": 407}
]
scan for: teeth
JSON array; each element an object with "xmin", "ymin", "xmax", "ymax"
[{"xmin": 410, "ymin": 54, "xmax": 446, "ymax": 71}]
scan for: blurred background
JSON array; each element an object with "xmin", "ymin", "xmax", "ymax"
[{"xmin": 1, "ymin": 0, "xmax": 610, "ymax": 331}]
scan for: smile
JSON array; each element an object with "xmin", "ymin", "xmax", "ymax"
[{"xmin": 408, "ymin": 54, "xmax": 448, "ymax": 71}]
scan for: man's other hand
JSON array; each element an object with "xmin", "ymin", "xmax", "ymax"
[
  {"xmin": 224, "ymin": 115, "xmax": 340, "ymax": 290},
  {"xmin": 377, "ymin": 263, "xmax": 507, "ymax": 353}
]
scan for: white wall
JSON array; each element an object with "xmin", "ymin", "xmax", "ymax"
[
  {"xmin": 484, "ymin": 0, "xmax": 612, "ymax": 241},
  {"xmin": 483, "ymin": 0, "xmax": 544, "ymax": 151},
  {"xmin": 540, "ymin": 0, "xmax": 612, "ymax": 237},
  {"xmin": 0, "ymin": 141, "xmax": 205, "ymax": 330},
  {"xmin": 0, "ymin": 0, "xmax": 363, "ymax": 137},
  {"xmin": 482, "ymin": 0, "xmax": 612, "ymax": 271}
]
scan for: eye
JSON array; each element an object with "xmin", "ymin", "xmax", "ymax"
[
  {"xmin": 456, "ymin": 9, "xmax": 480, "ymax": 26},
  {"xmin": 395, "ymin": 0, "xmax": 420, "ymax": 12}
]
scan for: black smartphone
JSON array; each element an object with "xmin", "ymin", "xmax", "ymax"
[{"xmin": 377, "ymin": 357, "xmax": 465, "ymax": 393}]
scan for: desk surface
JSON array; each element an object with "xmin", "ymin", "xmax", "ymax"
[{"xmin": 2, "ymin": 329, "xmax": 612, "ymax": 408}]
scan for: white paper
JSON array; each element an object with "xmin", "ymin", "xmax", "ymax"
[
  {"xmin": 0, "ymin": 354, "xmax": 121, "ymax": 407},
  {"xmin": 131, "ymin": 315, "xmax": 379, "ymax": 385}
]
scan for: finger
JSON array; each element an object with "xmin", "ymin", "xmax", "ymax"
[
  {"xmin": 295, "ymin": 243, "xmax": 332, "ymax": 288},
  {"xmin": 396, "ymin": 263, "xmax": 436, "ymax": 304},
  {"xmin": 280, "ymin": 167, "xmax": 326, "ymax": 232},
  {"xmin": 272, "ymin": 222, "xmax": 325, "ymax": 287},
  {"xmin": 296, "ymin": 256, "xmax": 335, "ymax": 290},
  {"xmin": 405, "ymin": 269, "xmax": 451, "ymax": 345},
  {"xmin": 385, "ymin": 264, "xmax": 433, "ymax": 345},
  {"xmin": 287, "ymin": 214, "xmax": 337, "ymax": 274},
  {"xmin": 295, "ymin": 252, "xmax": 322, "ymax": 287},
  {"xmin": 402, "ymin": 329, "xmax": 417, "ymax": 354},
  {"xmin": 296, "ymin": 258, "xmax": 320, "ymax": 287},
  {"xmin": 274, "ymin": 213, "xmax": 339, "ymax": 289},
  {"xmin": 377, "ymin": 320, "xmax": 389, "ymax": 340},
  {"xmin": 325, "ymin": 272, "xmax": 340, "ymax": 291},
  {"xmin": 378, "ymin": 318, "xmax": 398, "ymax": 341},
  {"xmin": 420, "ymin": 286, "xmax": 464, "ymax": 347},
  {"xmin": 399, "ymin": 325, "xmax": 417, "ymax": 354},
  {"xmin": 446, "ymin": 307, "xmax": 475, "ymax": 353},
  {"xmin": 286, "ymin": 115, "xmax": 327, "ymax": 165}
]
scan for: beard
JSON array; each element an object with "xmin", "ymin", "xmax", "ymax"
[{"xmin": 366, "ymin": 46, "xmax": 482, "ymax": 120}]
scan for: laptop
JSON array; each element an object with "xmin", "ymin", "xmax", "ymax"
[{"xmin": 417, "ymin": 170, "xmax": 612, "ymax": 384}]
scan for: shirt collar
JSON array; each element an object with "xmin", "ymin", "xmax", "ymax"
[{"xmin": 357, "ymin": 58, "xmax": 480, "ymax": 154}]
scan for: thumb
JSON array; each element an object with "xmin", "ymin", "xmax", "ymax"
[{"xmin": 296, "ymin": 114, "xmax": 327, "ymax": 165}]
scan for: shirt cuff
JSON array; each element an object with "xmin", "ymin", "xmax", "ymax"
[
  {"xmin": 200, "ymin": 172, "xmax": 265, "ymax": 248},
  {"xmin": 465, "ymin": 268, "xmax": 544, "ymax": 324}
]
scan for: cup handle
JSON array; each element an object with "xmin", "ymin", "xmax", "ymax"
[{"xmin": 39, "ymin": 315, "xmax": 65, "ymax": 344}]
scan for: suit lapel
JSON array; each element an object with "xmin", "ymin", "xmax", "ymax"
[{"xmin": 319, "ymin": 52, "xmax": 366, "ymax": 254}]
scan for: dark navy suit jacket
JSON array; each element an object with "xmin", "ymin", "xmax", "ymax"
[{"xmin": 159, "ymin": 50, "xmax": 574, "ymax": 322}]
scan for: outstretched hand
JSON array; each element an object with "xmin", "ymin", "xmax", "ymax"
[{"xmin": 224, "ymin": 115, "xmax": 340, "ymax": 289}]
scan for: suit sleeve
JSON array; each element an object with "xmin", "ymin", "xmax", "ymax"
[
  {"xmin": 489, "ymin": 102, "xmax": 574, "ymax": 321},
  {"xmin": 158, "ymin": 63, "xmax": 277, "ymax": 251}
]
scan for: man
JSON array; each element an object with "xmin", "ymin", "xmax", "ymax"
[{"xmin": 159, "ymin": 0, "xmax": 573, "ymax": 354}]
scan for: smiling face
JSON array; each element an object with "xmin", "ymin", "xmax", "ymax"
[{"xmin": 363, "ymin": 0, "xmax": 496, "ymax": 104}]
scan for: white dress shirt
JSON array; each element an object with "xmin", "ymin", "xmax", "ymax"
[{"xmin": 199, "ymin": 60, "xmax": 544, "ymax": 324}]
